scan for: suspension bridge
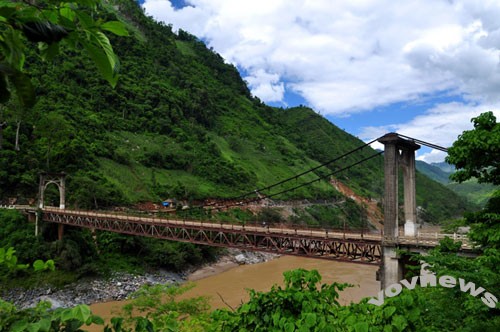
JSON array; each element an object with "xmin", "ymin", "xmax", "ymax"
[{"xmin": 6, "ymin": 133, "xmax": 476, "ymax": 289}]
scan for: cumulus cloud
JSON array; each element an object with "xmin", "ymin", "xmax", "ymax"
[
  {"xmin": 244, "ymin": 69, "xmax": 284, "ymax": 102},
  {"xmin": 359, "ymin": 103, "xmax": 500, "ymax": 163},
  {"xmin": 142, "ymin": 0, "xmax": 500, "ymax": 161},
  {"xmin": 417, "ymin": 150, "xmax": 448, "ymax": 164},
  {"xmin": 143, "ymin": 0, "xmax": 500, "ymax": 113}
]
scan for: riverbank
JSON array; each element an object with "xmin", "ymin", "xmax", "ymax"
[
  {"xmin": 188, "ymin": 250, "xmax": 277, "ymax": 281},
  {"xmin": 89, "ymin": 255, "xmax": 380, "ymax": 325},
  {"xmin": 1, "ymin": 250, "xmax": 277, "ymax": 309}
]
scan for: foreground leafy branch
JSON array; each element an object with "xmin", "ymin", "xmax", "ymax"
[{"xmin": 0, "ymin": 0, "xmax": 129, "ymax": 108}]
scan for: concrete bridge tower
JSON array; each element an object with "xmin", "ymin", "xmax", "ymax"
[
  {"xmin": 378, "ymin": 133, "xmax": 420, "ymax": 288},
  {"xmin": 37, "ymin": 172, "xmax": 66, "ymax": 238}
]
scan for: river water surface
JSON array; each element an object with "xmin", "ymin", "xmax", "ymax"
[{"xmin": 89, "ymin": 255, "xmax": 379, "ymax": 327}]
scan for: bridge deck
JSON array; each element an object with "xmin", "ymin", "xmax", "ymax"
[{"xmin": 8, "ymin": 206, "xmax": 475, "ymax": 265}]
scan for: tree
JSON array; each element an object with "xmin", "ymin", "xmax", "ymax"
[
  {"xmin": 1, "ymin": 94, "xmax": 29, "ymax": 151},
  {"xmin": 446, "ymin": 111, "xmax": 500, "ymax": 185},
  {"xmin": 0, "ymin": 0, "xmax": 128, "ymax": 109},
  {"xmin": 419, "ymin": 111, "xmax": 500, "ymax": 330},
  {"xmin": 34, "ymin": 112, "xmax": 72, "ymax": 169}
]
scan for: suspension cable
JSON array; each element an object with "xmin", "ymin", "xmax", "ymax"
[
  {"xmin": 224, "ymin": 137, "xmax": 382, "ymax": 202},
  {"xmin": 199, "ymin": 133, "xmax": 446, "ymax": 210},
  {"xmin": 215, "ymin": 151, "xmax": 384, "ymax": 209},
  {"xmin": 396, "ymin": 134, "xmax": 448, "ymax": 152},
  {"xmin": 264, "ymin": 151, "xmax": 384, "ymax": 199}
]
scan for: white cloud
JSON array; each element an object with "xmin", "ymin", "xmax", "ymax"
[
  {"xmin": 142, "ymin": 0, "xmax": 500, "ymax": 162},
  {"xmin": 417, "ymin": 150, "xmax": 448, "ymax": 164},
  {"xmin": 244, "ymin": 69, "xmax": 284, "ymax": 102},
  {"xmin": 142, "ymin": 0, "xmax": 500, "ymax": 115},
  {"xmin": 359, "ymin": 103, "xmax": 500, "ymax": 162}
]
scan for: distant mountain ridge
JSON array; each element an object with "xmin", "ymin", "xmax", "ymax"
[
  {"xmin": 416, "ymin": 161, "xmax": 451, "ymax": 184},
  {"xmin": 416, "ymin": 161, "xmax": 496, "ymax": 206},
  {"xmin": 431, "ymin": 162, "xmax": 456, "ymax": 174}
]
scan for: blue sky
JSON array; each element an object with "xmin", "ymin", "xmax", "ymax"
[{"xmin": 140, "ymin": 0, "xmax": 500, "ymax": 162}]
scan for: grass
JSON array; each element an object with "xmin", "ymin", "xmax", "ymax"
[
  {"xmin": 100, "ymin": 129, "xmax": 338, "ymax": 203},
  {"xmin": 175, "ymin": 40, "xmax": 197, "ymax": 56}
]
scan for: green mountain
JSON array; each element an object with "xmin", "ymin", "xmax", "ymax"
[
  {"xmin": 416, "ymin": 161, "xmax": 451, "ymax": 184},
  {"xmin": 0, "ymin": 0, "xmax": 471, "ymax": 223},
  {"xmin": 447, "ymin": 181, "xmax": 498, "ymax": 207},
  {"xmin": 416, "ymin": 161, "xmax": 497, "ymax": 207},
  {"xmin": 431, "ymin": 162, "xmax": 456, "ymax": 173}
]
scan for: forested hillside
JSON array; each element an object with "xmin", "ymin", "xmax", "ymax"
[
  {"xmin": 0, "ymin": 0, "xmax": 470, "ymax": 222},
  {"xmin": 416, "ymin": 161, "xmax": 498, "ymax": 207}
]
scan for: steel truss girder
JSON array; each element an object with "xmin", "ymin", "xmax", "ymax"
[{"xmin": 42, "ymin": 211, "xmax": 382, "ymax": 265}]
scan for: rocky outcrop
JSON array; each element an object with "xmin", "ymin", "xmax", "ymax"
[{"xmin": 232, "ymin": 250, "xmax": 277, "ymax": 265}]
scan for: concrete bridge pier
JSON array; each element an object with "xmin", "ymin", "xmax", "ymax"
[
  {"xmin": 381, "ymin": 245, "xmax": 404, "ymax": 287},
  {"xmin": 378, "ymin": 133, "xmax": 420, "ymax": 289}
]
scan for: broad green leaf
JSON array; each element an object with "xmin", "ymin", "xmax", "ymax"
[
  {"xmin": 391, "ymin": 315, "xmax": 408, "ymax": 332},
  {"xmin": 272, "ymin": 312, "xmax": 281, "ymax": 326},
  {"xmin": 75, "ymin": 11, "xmax": 94, "ymax": 29},
  {"xmin": 92, "ymin": 31, "xmax": 119, "ymax": 73},
  {"xmin": 284, "ymin": 322, "xmax": 295, "ymax": 332},
  {"xmin": 383, "ymin": 305, "xmax": 397, "ymax": 319},
  {"xmin": 91, "ymin": 315, "xmax": 105, "ymax": 325},
  {"xmin": 0, "ymin": 71, "xmax": 10, "ymax": 103},
  {"xmin": 81, "ymin": 39, "xmax": 117, "ymax": 87},
  {"xmin": 37, "ymin": 319, "xmax": 51, "ymax": 332},
  {"xmin": 2, "ymin": 28, "xmax": 25, "ymax": 70},
  {"xmin": 10, "ymin": 320, "xmax": 29, "ymax": 332},
  {"xmin": 16, "ymin": 263, "xmax": 29, "ymax": 270},
  {"xmin": 59, "ymin": 7, "xmax": 76, "ymax": 22},
  {"xmin": 354, "ymin": 322, "xmax": 369, "ymax": 332},
  {"xmin": 33, "ymin": 259, "xmax": 45, "ymax": 271},
  {"xmin": 61, "ymin": 309, "xmax": 74, "ymax": 322},
  {"xmin": 40, "ymin": 9, "xmax": 58, "ymax": 23},
  {"xmin": 100, "ymin": 21, "xmax": 129, "ymax": 36},
  {"xmin": 71, "ymin": 304, "xmax": 92, "ymax": 323},
  {"xmin": 10, "ymin": 4, "xmax": 37, "ymax": 21},
  {"xmin": 134, "ymin": 317, "xmax": 154, "ymax": 332},
  {"xmin": 10, "ymin": 70, "xmax": 35, "ymax": 108},
  {"xmin": 39, "ymin": 42, "xmax": 60, "ymax": 62},
  {"xmin": 81, "ymin": 32, "xmax": 119, "ymax": 87},
  {"xmin": 28, "ymin": 322, "xmax": 42, "ymax": 332},
  {"xmin": 6, "ymin": 246, "xmax": 15, "ymax": 259},
  {"xmin": 304, "ymin": 313, "xmax": 316, "ymax": 327},
  {"xmin": 45, "ymin": 259, "xmax": 55, "ymax": 271}
]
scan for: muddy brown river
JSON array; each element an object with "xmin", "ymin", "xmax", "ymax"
[{"xmin": 89, "ymin": 256, "xmax": 379, "ymax": 328}]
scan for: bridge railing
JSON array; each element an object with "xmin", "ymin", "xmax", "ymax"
[
  {"xmin": 397, "ymin": 229, "xmax": 469, "ymax": 241},
  {"xmin": 415, "ymin": 231, "xmax": 468, "ymax": 241},
  {"xmin": 37, "ymin": 206, "xmax": 384, "ymax": 241},
  {"xmin": 397, "ymin": 230, "xmax": 471, "ymax": 249},
  {"xmin": 0, "ymin": 205, "xmax": 16, "ymax": 209},
  {"xmin": 17, "ymin": 206, "xmax": 471, "ymax": 247}
]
